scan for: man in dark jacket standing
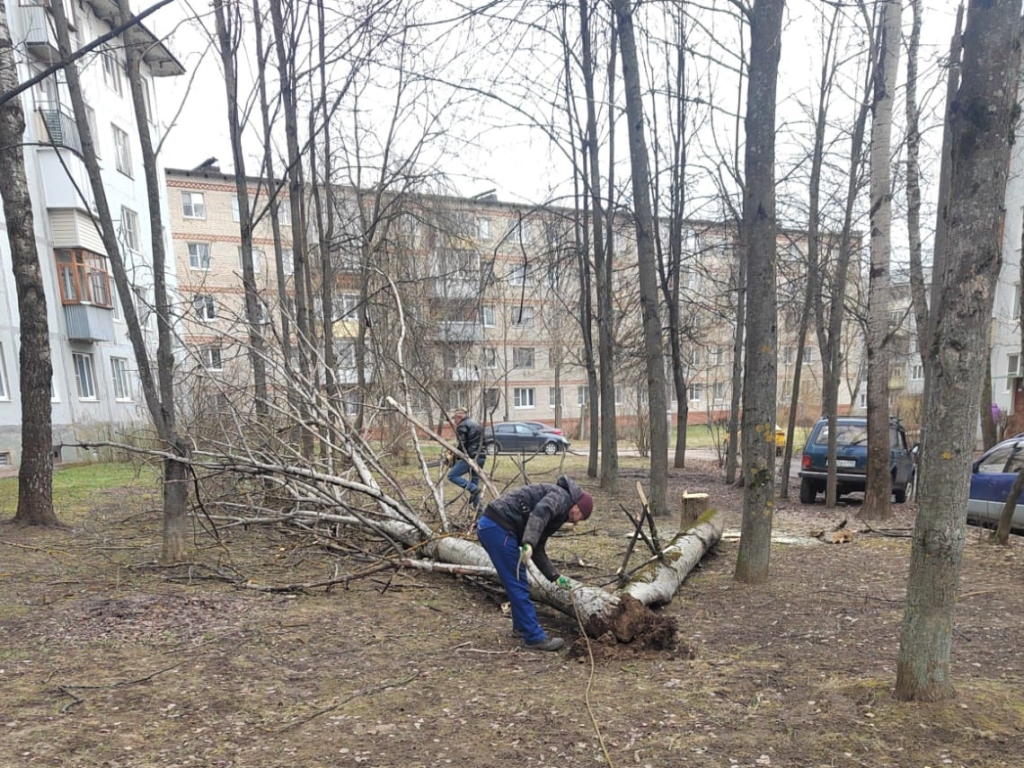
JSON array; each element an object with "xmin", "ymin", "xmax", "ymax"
[
  {"xmin": 448, "ymin": 408, "xmax": 487, "ymax": 510},
  {"xmin": 476, "ymin": 475, "xmax": 594, "ymax": 651}
]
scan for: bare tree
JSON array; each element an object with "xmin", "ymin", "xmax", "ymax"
[
  {"xmin": 612, "ymin": 0, "xmax": 669, "ymax": 514},
  {"xmin": 859, "ymin": 0, "xmax": 901, "ymax": 521},
  {"xmin": 895, "ymin": 0, "xmax": 1022, "ymax": 702},
  {"xmin": 0, "ymin": 5, "xmax": 56, "ymax": 526},
  {"xmin": 734, "ymin": 0, "xmax": 784, "ymax": 584}
]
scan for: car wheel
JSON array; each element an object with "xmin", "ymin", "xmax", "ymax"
[
  {"xmin": 485, "ymin": 442, "xmax": 499, "ymax": 455},
  {"xmin": 894, "ymin": 472, "xmax": 914, "ymax": 504},
  {"xmin": 799, "ymin": 477, "xmax": 816, "ymax": 504},
  {"xmin": 542, "ymin": 441, "xmax": 558, "ymax": 456}
]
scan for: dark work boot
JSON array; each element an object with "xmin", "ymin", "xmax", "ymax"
[{"xmin": 524, "ymin": 636, "xmax": 564, "ymax": 652}]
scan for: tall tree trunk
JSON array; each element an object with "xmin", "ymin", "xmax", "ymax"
[
  {"xmin": 859, "ymin": 0, "xmax": 900, "ymax": 522},
  {"xmin": 612, "ymin": 0, "xmax": 668, "ymax": 514},
  {"xmin": 896, "ymin": 0, "xmax": 1022, "ymax": 702},
  {"xmin": 905, "ymin": 0, "xmax": 930, "ymax": 360},
  {"xmin": 734, "ymin": 0, "xmax": 784, "ymax": 583},
  {"xmin": 0, "ymin": 7, "xmax": 57, "ymax": 526}
]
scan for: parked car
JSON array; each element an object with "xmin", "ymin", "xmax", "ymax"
[
  {"xmin": 968, "ymin": 434, "xmax": 1024, "ymax": 533},
  {"xmin": 483, "ymin": 422, "xmax": 571, "ymax": 455},
  {"xmin": 518, "ymin": 420, "xmax": 564, "ymax": 436},
  {"xmin": 798, "ymin": 416, "xmax": 916, "ymax": 504},
  {"xmin": 724, "ymin": 424, "xmax": 786, "ymax": 456}
]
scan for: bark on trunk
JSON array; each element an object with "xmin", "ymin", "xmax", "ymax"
[
  {"xmin": 896, "ymin": 0, "xmax": 1022, "ymax": 702},
  {"xmin": 734, "ymin": 0, "xmax": 784, "ymax": 584},
  {"xmin": 0, "ymin": 7, "xmax": 57, "ymax": 526},
  {"xmin": 860, "ymin": 0, "xmax": 900, "ymax": 522}
]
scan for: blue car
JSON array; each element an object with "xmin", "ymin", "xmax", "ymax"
[{"xmin": 968, "ymin": 435, "xmax": 1024, "ymax": 533}]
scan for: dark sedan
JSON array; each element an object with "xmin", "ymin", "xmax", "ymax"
[
  {"xmin": 968, "ymin": 434, "xmax": 1024, "ymax": 533},
  {"xmin": 483, "ymin": 422, "xmax": 571, "ymax": 455}
]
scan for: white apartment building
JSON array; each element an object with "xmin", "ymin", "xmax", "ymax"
[{"xmin": 0, "ymin": 0, "xmax": 182, "ymax": 469}]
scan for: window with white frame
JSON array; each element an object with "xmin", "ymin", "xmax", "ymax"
[
  {"xmin": 514, "ymin": 387, "xmax": 535, "ymax": 408},
  {"xmin": 713, "ymin": 381, "xmax": 726, "ymax": 402},
  {"xmin": 1014, "ymin": 283, "xmax": 1021, "ymax": 320},
  {"xmin": 478, "ymin": 217, "xmax": 491, "ymax": 240},
  {"xmin": 482, "ymin": 347, "xmax": 497, "ymax": 369},
  {"xmin": 0, "ymin": 342, "xmax": 8, "ymax": 400},
  {"xmin": 481, "ymin": 305, "xmax": 495, "ymax": 327},
  {"xmin": 577, "ymin": 385, "xmax": 587, "ymax": 406},
  {"xmin": 278, "ymin": 200, "xmax": 292, "ymax": 227},
  {"xmin": 858, "ymin": 388, "xmax": 867, "ymax": 409},
  {"xmin": 72, "ymin": 352, "xmax": 97, "ymax": 399},
  {"xmin": 911, "ymin": 363, "xmax": 924, "ymax": 381},
  {"xmin": 237, "ymin": 246, "xmax": 263, "ymax": 272},
  {"xmin": 181, "ymin": 192, "xmax": 206, "ymax": 219},
  {"xmin": 513, "ymin": 347, "xmax": 534, "ymax": 369},
  {"xmin": 688, "ymin": 383, "xmax": 703, "ymax": 403},
  {"xmin": 782, "ymin": 346, "xmax": 795, "ymax": 365},
  {"xmin": 449, "ymin": 389, "xmax": 468, "ymax": 409},
  {"xmin": 803, "ymin": 345, "xmax": 815, "ymax": 364},
  {"xmin": 112, "ymin": 124, "xmax": 132, "ymax": 177},
  {"xmin": 1007, "ymin": 353, "xmax": 1021, "ymax": 392},
  {"xmin": 101, "ymin": 50, "xmax": 122, "ymax": 95},
  {"xmin": 336, "ymin": 293, "xmax": 358, "ymax": 320},
  {"xmin": 111, "ymin": 357, "xmax": 131, "ymax": 401},
  {"xmin": 281, "ymin": 248, "xmax": 294, "ymax": 275},
  {"xmin": 510, "ymin": 306, "xmax": 534, "ymax": 327},
  {"xmin": 549, "ymin": 387, "xmax": 562, "ymax": 407},
  {"xmin": 187, "ymin": 242, "xmax": 211, "ymax": 270},
  {"xmin": 519, "ymin": 221, "xmax": 534, "ymax": 244},
  {"xmin": 713, "ymin": 346, "xmax": 725, "ymax": 366},
  {"xmin": 201, "ymin": 345, "xmax": 223, "ymax": 371},
  {"xmin": 336, "ymin": 340, "xmax": 356, "ymax": 369},
  {"xmin": 120, "ymin": 206, "xmax": 140, "ymax": 253},
  {"xmin": 193, "ymin": 294, "xmax": 216, "ymax": 320},
  {"xmin": 508, "ymin": 263, "xmax": 528, "ymax": 287},
  {"xmin": 614, "ymin": 385, "xmax": 623, "ymax": 405},
  {"xmin": 689, "ymin": 347, "xmax": 701, "ymax": 366},
  {"xmin": 85, "ymin": 105, "xmax": 100, "ymax": 158}
]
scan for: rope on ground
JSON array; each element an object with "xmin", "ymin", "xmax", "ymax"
[{"xmin": 569, "ymin": 588, "xmax": 615, "ymax": 768}]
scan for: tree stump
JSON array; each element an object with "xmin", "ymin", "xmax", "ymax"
[{"xmin": 680, "ymin": 492, "xmax": 709, "ymax": 528}]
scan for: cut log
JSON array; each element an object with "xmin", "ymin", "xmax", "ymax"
[{"xmin": 680, "ymin": 492, "xmax": 709, "ymax": 527}]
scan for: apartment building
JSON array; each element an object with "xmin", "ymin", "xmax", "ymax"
[{"xmin": 0, "ymin": 0, "xmax": 182, "ymax": 469}]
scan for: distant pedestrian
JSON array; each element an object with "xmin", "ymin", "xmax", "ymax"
[
  {"xmin": 476, "ymin": 475, "xmax": 594, "ymax": 652},
  {"xmin": 447, "ymin": 408, "xmax": 486, "ymax": 511}
]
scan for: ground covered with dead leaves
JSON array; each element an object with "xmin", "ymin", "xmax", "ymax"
[{"xmin": 2, "ymin": 454, "xmax": 1022, "ymax": 768}]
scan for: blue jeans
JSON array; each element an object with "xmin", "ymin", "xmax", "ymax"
[
  {"xmin": 476, "ymin": 516, "xmax": 546, "ymax": 644},
  {"xmin": 448, "ymin": 455, "xmax": 486, "ymax": 505}
]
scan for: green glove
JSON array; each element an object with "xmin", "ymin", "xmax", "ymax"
[{"xmin": 556, "ymin": 575, "xmax": 571, "ymax": 590}]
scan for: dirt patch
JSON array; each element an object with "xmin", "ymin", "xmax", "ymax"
[{"xmin": 2, "ymin": 456, "xmax": 1023, "ymax": 768}]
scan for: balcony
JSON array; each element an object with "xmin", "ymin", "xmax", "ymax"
[
  {"xmin": 448, "ymin": 367, "xmax": 479, "ymax": 382},
  {"xmin": 64, "ymin": 304, "xmax": 115, "ymax": 342},
  {"xmin": 22, "ymin": 6, "xmax": 59, "ymax": 62},
  {"xmin": 431, "ymin": 277, "xmax": 479, "ymax": 299},
  {"xmin": 37, "ymin": 104, "xmax": 82, "ymax": 155},
  {"xmin": 436, "ymin": 320, "xmax": 482, "ymax": 343}
]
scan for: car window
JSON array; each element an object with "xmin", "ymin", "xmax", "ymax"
[
  {"xmin": 978, "ymin": 445, "xmax": 1013, "ymax": 474},
  {"xmin": 815, "ymin": 424, "xmax": 867, "ymax": 446},
  {"xmin": 515, "ymin": 424, "xmax": 531, "ymax": 435},
  {"xmin": 1006, "ymin": 447, "xmax": 1024, "ymax": 473},
  {"xmin": 889, "ymin": 426, "xmax": 906, "ymax": 450},
  {"xmin": 496, "ymin": 424, "xmax": 514, "ymax": 434}
]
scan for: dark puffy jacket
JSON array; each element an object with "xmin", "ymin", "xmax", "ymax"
[
  {"xmin": 481, "ymin": 475, "xmax": 587, "ymax": 582},
  {"xmin": 456, "ymin": 417, "xmax": 484, "ymax": 459}
]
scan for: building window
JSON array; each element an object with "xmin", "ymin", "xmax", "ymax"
[
  {"xmin": 803, "ymin": 345, "xmax": 815, "ymax": 364},
  {"xmin": 482, "ymin": 347, "xmax": 497, "ymax": 369},
  {"xmin": 911, "ymin": 363, "xmax": 924, "ymax": 381},
  {"xmin": 237, "ymin": 247, "xmax": 263, "ymax": 272},
  {"xmin": 449, "ymin": 389, "xmax": 468, "ymax": 409},
  {"xmin": 182, "ymin": 192, "xmax": 206, "ymax": 219},
  {"xmin": 120, "ymin": 206, "xmax": 140, "ymax": 253},
  {"xmin": 336, "ymin": 340, "xmax": 356, "ymax": 369},
  {"xmin": 188, "ymin": 242, "xmax": 211, "ymax": 270},
  {"xmin": 101, "ymin": 50, "xmax": 123, "ymax": 95},
  {"xmin": 782, "ymin": 346, "xmax": 795, "ymax": 366},
  {"xmin": 577, "ymin": 385, "xmax": 587, "ymax": 406},
  {"xmin": 510, "ymin": 306, "xmax": 534, "ymax": 327},
  {"xmin": 1007, "ymin": 354, "xmax": 1021, "ymax": 393},
  {"xmin": 713, "ymin": 347, "xmax": 726, "ymax": 366},
  {"xmin": 513, "ymin": 347, "xmax": 534, "ymax": 369},
  {"xmin": 689, "ymin": 347, "xmax": 701, "ymax": 366},
  {"xmin": 336, "ymin": 293, "xmax": 358, "ymax": 320},
  {"xmin": 72, "ymin": 352, "xmax": 97, "ymax": 400},
  {"xmin": 282, "ymin": 248, "xmax": 294, "ymax": 275},
  {"xmin": 688, "ymin": 383, "xmax": 703, "ymax": 403},
  {"xmin": 193, "ymin": 294, "xmax": 216, "ymax": 320},
  {"xmin": 519, "ymin": 221, "xmax": 534, "ymax": 244},
  {"xmin": 111, "ymin": 357, "xmax": 131, "ymax": 401},
  {"xmin": 277, "ymin": 200, "xmax": 292, "ymax": 227},
  {"xmin": 713, "ymin": 381, "xmax": 726, "ymax": 402},
  {"xmin": 85, "ymin": 105, "xmax": 100, "ymax": 158},
  {"xmin": 509, "ymin": 264, "xmax": 529, "ymax": 287},
  {"xmin": 478, "ymin": 217, "xmax": 491, "ymax": 240},
  {"xmin": 481, "ymin": 305, "xmax": 495, "ymax": 327},
  {"xmin": 1014, "ymin": 283, "xmax": 1021, "ymax": 320},
  {"xmin": 485, "ymin": 387, "xmax": 500, "ymax": 408},
  {"xmin": 55, "ymin": 249, "xmax": 111, "ymax": 307},
  {"xmin": 0, "ymin": 342, "xmax": 8, "ymax": 400},
  {"xmin": 112, "ymin": 124, "xmax": 132, "ymax": 177},
  {"xmin": 201, "ymin": 345, "xmax": 223, "ymax": 371},
  {"xmin": 549, "ymin": 387, "xmax": 562, "ymax": 408},
  {"xmin": 514, "ymin": 387, "xmax": 535, "ymax": 408}
]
